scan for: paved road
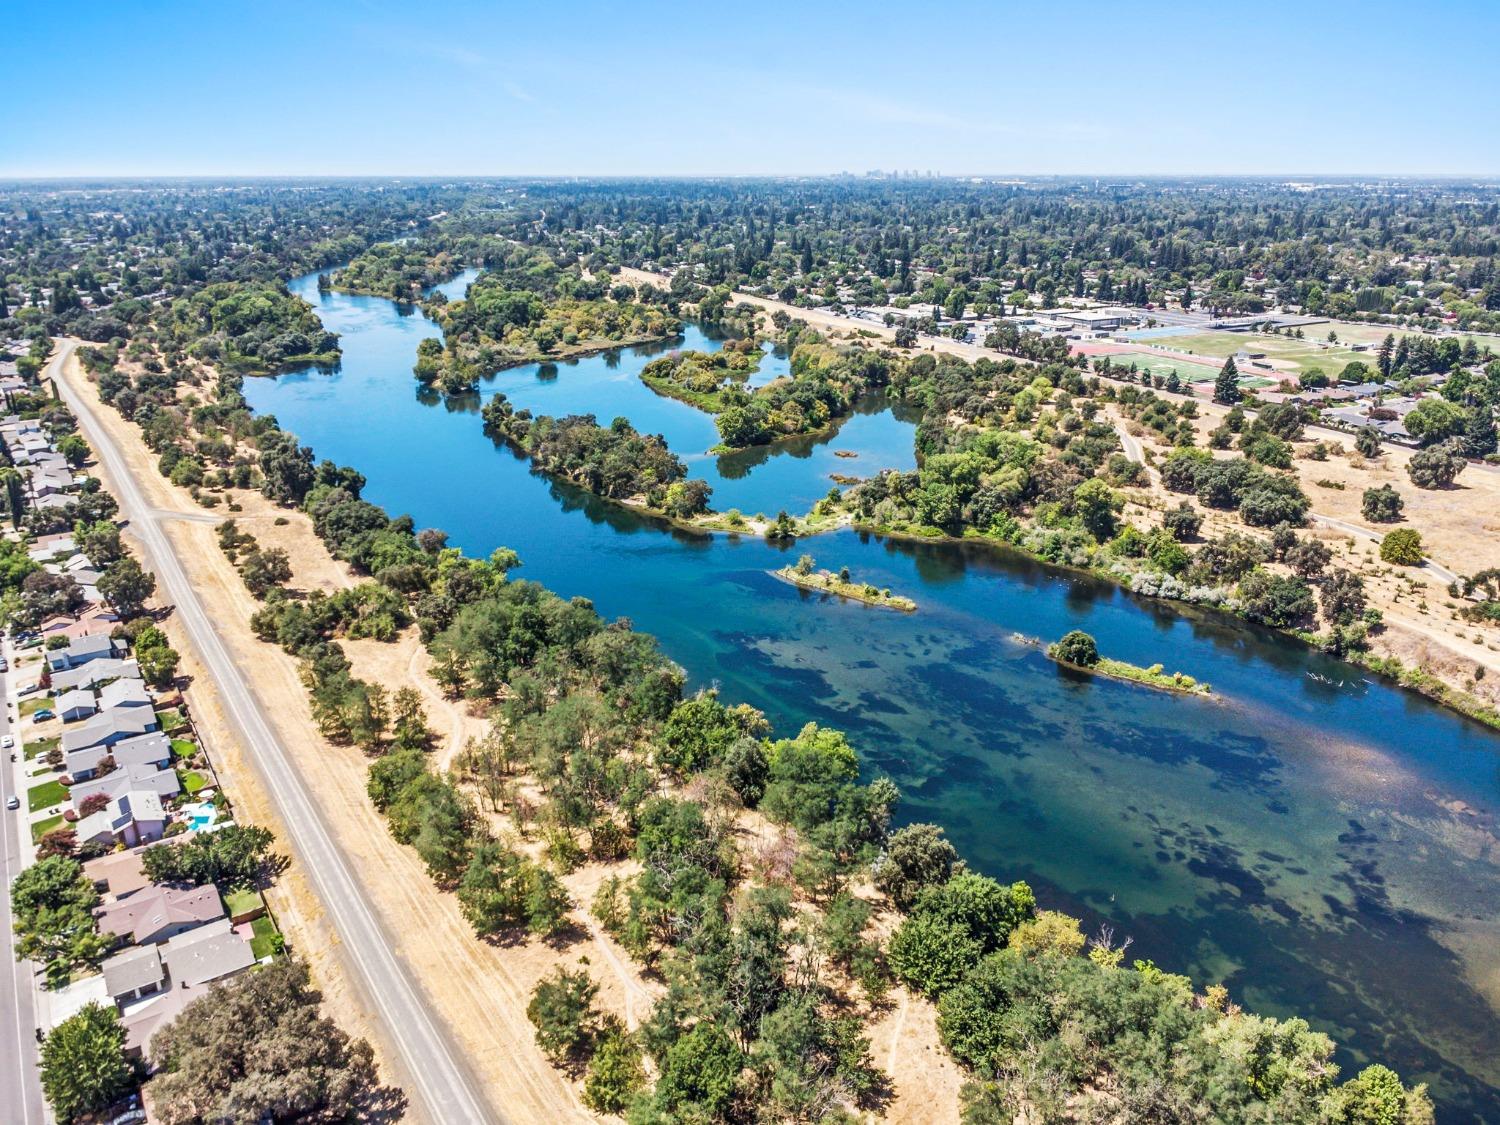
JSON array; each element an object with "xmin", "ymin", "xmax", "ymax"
[
  {"xmin": 1308, "ymin": 511, "xmax": 1461, "ymax": 585},
  {"xmin": 50, "ymin": 341, "xmax": 500, "ymax": 1125},
  {"xmin": 1, "ymin": 654, "xmax": 48, "ymax": 1125}
]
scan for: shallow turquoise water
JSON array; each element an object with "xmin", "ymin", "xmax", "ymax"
[{"xmin": 248, "ymin": 271, "xmax": 1500, "ymax": 1119}]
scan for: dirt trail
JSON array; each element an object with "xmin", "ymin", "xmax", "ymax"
[{"xmin": 55, "ymin": 350, "xmax": 604, "ymax": 1124}]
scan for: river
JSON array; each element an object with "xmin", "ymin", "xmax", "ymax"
[{"xmin": 246, "ymin": 269, "xmax": 1500, "ymax": 1120}]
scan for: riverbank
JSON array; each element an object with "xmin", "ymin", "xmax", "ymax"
[{"xmin": 773, "ymin": 564, "xmax": 917, "ymax": 611}]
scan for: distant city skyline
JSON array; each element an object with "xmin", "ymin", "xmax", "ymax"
[{"xmin": 6, "ymin": 0, "xmax": 1498, "ymax": 179}]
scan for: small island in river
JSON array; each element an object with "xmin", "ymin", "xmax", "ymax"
[
  {"xmin": 774, "ymin": 555, "xmax": 917, "ymax": 611},
  {"xmin": 1047, "ymin": 630, "xmax": 1211, "ymax": 696}
]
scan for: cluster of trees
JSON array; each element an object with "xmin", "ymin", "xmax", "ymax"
[
  {"xmin": 421, "ymin": 244, "xmax": 681, "ymax": 390},
  {"xmin": 639, "ymin": 340, "xmax": 765, "ymax": 411},
  {"xmin": 1161, "ymin": 448, "xmax": 1311, "ymax": 528},
  {"xmin": 141, "ymin": 824, "xmax": 276, "ymax": 888},
  {"xmin": 715, "ymin": 336, "xmax": 893, "ymax": 449},
  {"xmin": 494, "ymin": 177, "xmax": 1500, "ymax": 335},
  {"xmin": 482, "ymin": 394, "xmax": 712, "ymax": 517},
  {"xmin": 327, "ymin": 241, "xmax": 466, "ymax": 300},
  {"xmin": 161, "ymin": 282, "xmax": 339, "ymax": 373}
]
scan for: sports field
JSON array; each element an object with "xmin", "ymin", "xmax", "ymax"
[{"xmin": 1097, "ymin": 350, "xmax": 1219, "ymax": 379}]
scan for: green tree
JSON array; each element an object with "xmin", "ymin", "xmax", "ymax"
[
  {"xmin": 97, "ymin": 557, "xmax": 156, "ymax": 617},
  {"xmin": 56, "ymin": 433, "xmax": 90, "ymax": 467},
  {"xmin": 1073, "ymin": 478, "xmax": 1122, "ymax": 541},
  {"xmin": 1380, "ymin": 528, "xmax": 1424, "ymax": 565},
  {"xmin": 1214, "ymin": 356, "xmax": 1241, "ymax": 405},
  {"xmin": 874, "ymin": 823, "xmax": 960, "ymax": 911},
  {"xmin": 11, "ymin": 855, "xmax": 108, "ymax": 984},
  {"xmin": 40, "ymin": 1003, "xmax": 135, "ymax": 1123},
  {"xmin": 527, "ymin": 968, "xmax": 600, "ymax": 1064},
  {"xmin": 1406, "ymin": 443, "xmax": 1466, "ymax": 489},
  {"xmin": 1050, "ymin": 629, "xmax": 1099, "ymax": 666},
  {"xmin": 1361, "ymin": 485, "xmax": 1404, "ymax": 523},
  {"xmin": 888, "ymin": 913, "xmax": 982, "ymax": 995},
  {"xmin": 584, "ymin": 1025, "xmax": 645, "ymax": 1113}
]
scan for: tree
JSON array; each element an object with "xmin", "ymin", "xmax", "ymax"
[
  {"xmin": 527, "ymin": 968, "xmax": 599, "ymax": 1064},
  {"xmin": 1163, "ymin": 501, "xmax": 1203, "ymax": 542},
  {"xmin": 1238, "ymin": 571, "xmax": 1315, "ymax": 628},
  {"xmin": 1404, "ymin": 398, "xmax": 1467, "ymax": 446},
  {"xmin": 40, "ymin": 1003, "xmax": 135, "ymax": 1123},
  {"xmin": 874, "ymin": 823, "xmax": 960, "ymax": 910},
  {"xmin": 888, "ymin": 913, "xmax": 982, "ymax": 995},
  {"xmin": 1326, "ymin": 1064, "xmax": 1434, "ymax": 1125},
  {"xmin": 1320, "ymin": 569, "xmax": 1368, "ymax": 626},
  {"xmin": 149, "ymin": 958, "xmax": 389, "ymax": 1124},
  {"xmin": 1284, "ymin": 538, "xmax": 1332, "ymax": 579},
  {"xmin": 1073, "ymin": 478, "xmax": 1122, "ymax": 541},
  {"xmin": 1361, "ymin": 485, "xmax": 1404, "ymax": 523},
  {"xmin": 1355, "ymin": 426, "xmax": 1383, "ymax": 458},
  {"xmin": 10, "ymin": 855, "xmax": 108, "ymax": 983},
  {"xmin": 1406, "ymin": 442, "xmax": 1466, "ymax": 489},
  {"xmin": 652, "ymin": 1023, "xmax": 745, "ymax": 1119},
  {"xmin": 1380, "ymin": 528, "xmax": 1424, "ymax": 565},
  {"xmin": 584, "ymin": 1025, "xmax": 645, "ymax": 1113},
  {"xmin": 239, "ymin": 547, "xmax": 292, "ymax": 598},
  {"xmin": 1050, "ymin": 629, "xmax": 1099, "ymax": 667},
  {"xmin": 56, "ymin": 433, "xmax": 90, "ymax": 467},
  {"xmin": 141, "ymin": 824, "xmax": 275, "ymax": 887},
  {"xmin": 1462, "ymin": 404, "xmax": 1497, "ymax": 458},
  {"xmin": 97, "ymin": 557, "xmax": 156, "ymax": 617},
  {"xmin": 1214, "ymin": 356, "xmax": 1241, "ymax": 405}
]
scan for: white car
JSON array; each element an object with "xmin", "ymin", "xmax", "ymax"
[
  {"xmin": 4, "ymin": 795, "xmax": 17, "ymax": 811},
  {"xmin": 1, "ymin": 735, "xmax": 12, "ymax": 749}
]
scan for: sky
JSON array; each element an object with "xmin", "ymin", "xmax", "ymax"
[{"xmin": 4, "ymin": 0, "xmax": 1499, "ymax": 179}]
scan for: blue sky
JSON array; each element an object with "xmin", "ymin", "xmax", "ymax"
[{"xmin": 4, "ymin": 0, "xmax": 1498, "ymax": 178}]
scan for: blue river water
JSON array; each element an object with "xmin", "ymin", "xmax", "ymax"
[{"xmin": 246, "ymin": 269, "xmax": 1500, "ymax": 1119}]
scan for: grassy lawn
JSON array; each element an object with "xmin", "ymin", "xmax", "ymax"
[
  {"xmin": 30, "ymin": 813, "xmax": 63, "ymax": 844},
  {"xmin": 156, "ymin": 708, "xmax": 186, "ymax": 733},
  {"xmin": 27, "ymin": 778, "xmax": 66, "ymax": 813},
  {"xmin": 19, "ymin": 696, "xmax": 53, "ymax": 718},
  {"xmin": 223, "ymin": 887, "xmax": 264, "ymax": 920},
  {"xmin": 1146, "ymin": 332, "xmax": 1362, "ymax": 374},
  {"xmin": 179, "ymin": 770, "xmax": 209, "ymax": 795},
  {"xmin": 1101, "ymin": 351, "xmax": 1218, "ymax": 379},
  {"xmin": 24, "ymin": 735, "xmax": 58, "ymax": 762},
  {"xmin": 249, "ymin": 915, "xmax": 281, "ymax": 959},
  {"xmin": 170, "ymin": 738, "xmax": 197, "ymax": 761}
]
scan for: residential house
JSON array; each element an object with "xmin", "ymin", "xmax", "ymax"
[
  {"xmin": 96, "ymin": 883, "xmax": 224, "ymax": 947},
  {"xmin": 102, "ymin": 945, "xmax": 166, "ymax": 1003},
  {"xmin": 46, "ymin": 633, "xmax": 118, "ymax": 672},
  {"xmin": 99, "ymin": 678, "xmax": 153, "ymax": 713},
  {"xmin": 67, "ymin": 730, "xmax": 172, "ymax": 782},
  {"xmin": 55, "ymin": 687, "xmax": 97, "ymax": 723},
  {"xmin": 27, "ymin": 533, "xmax": 75, "ymax": 562},
  {"xmin": 83, "ymin": 846, "xmax": 157, "ymax": 901},
  {"xmin": 161, "ymin": 918, "xmax": 256, "ymax": 988},
  {"xmin": 74, "ymin": 790, "xmax": 167, "ymax": 849},
  {"xmin": 60, "ymin": 706, "xmax": 158, "ymax": 755},
  {"xmin": 50, "ymin": 655, "xmax": 138, "ymax": 693},
  {"xmin": 68, "ymin": 761, "xmax": 180, "ymax": 807}
]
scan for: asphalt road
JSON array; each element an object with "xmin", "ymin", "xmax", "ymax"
[
  {"xmin": 51, "ymin": 341, "xmax": 500, "ymax": 1125},
  {"xmin": 1, "ymin": 651, "xmax": 48, "ymax": 1125}
]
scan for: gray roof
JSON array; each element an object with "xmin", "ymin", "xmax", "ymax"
[
  {"xmin": 75, "ymin": 790, "xmax": 166, "ymax": 844},
  {"xmin": 162, "ymin": 918, "xmax": 256, "ymax": 987},
  {"xmin": 51, "ymin": 657, "xmax": 139, "ymax": 693},
  {"xmin": 99, "ymin": 679, "xmax": 152, "ymax": 711},
  {"xmin": 61, "ymin": 708, "xmax": 158, "ymax": 755},
  {"xmin": 67, "ymin": 731, "xmax": 171, "ymax": 778},
  {"xmin": 102, "ymin": 944, "xmax": 165, "ymax": 999},
  {"xmin": 69, "ymin": 762, "xmax": 180, "ymax": 807},
  {"xmin": 56, "ymin": 688, "xmax": 97, "ymax": 716}
]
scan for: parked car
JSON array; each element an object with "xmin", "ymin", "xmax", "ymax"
[
  {"xmin": 31, "ymin": 709, "xmax": 54, "ymax": 722},
  {"xmin": 17, "ymin": 683, "xmax": 39, "ymax": 696},
  {"xmin": 0, "ymin": 659, "xmax": 9, "ymax": 671},
  {"xmin": 1, "ymin": 735, "xmax": 12, "ymax": 749},
  {"xmin": 5, "ymin": 795, "xmax": 17, "ymax": 811}
]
